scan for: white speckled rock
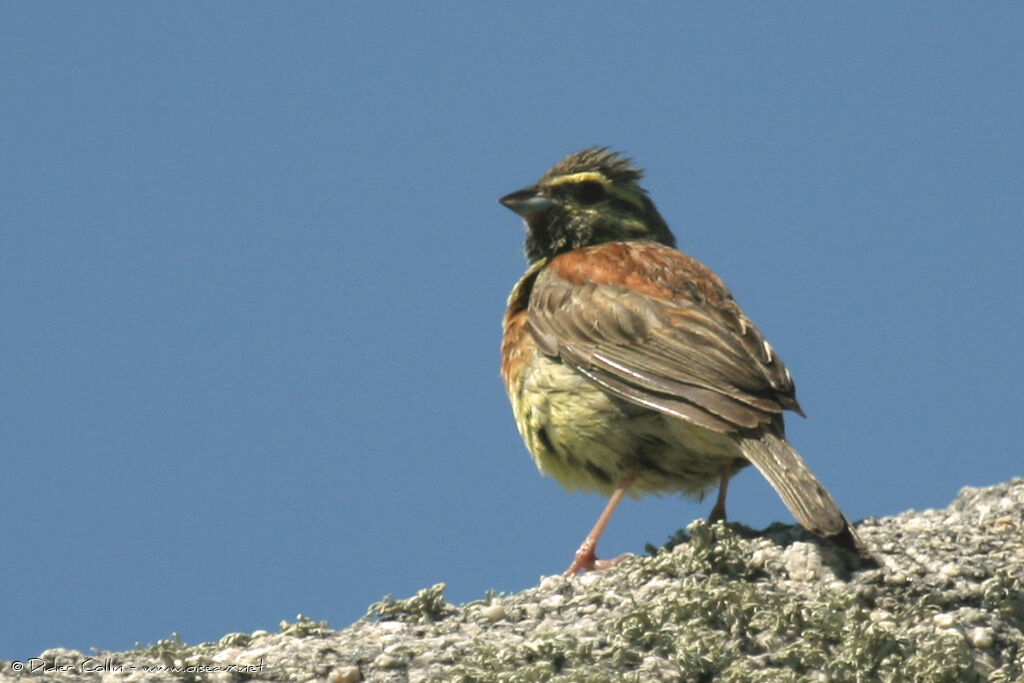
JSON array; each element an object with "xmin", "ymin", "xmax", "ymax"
[{"xmin": 2, "ymin": 480, "xmax": 1022, "ymax": 682}]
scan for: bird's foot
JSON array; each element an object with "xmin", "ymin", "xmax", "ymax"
[
  {"xmin": 562, "ymin": 472, "xmax": 637, "ymax": 576},
  {"xmin": 708, "ymin": 502, "xmax": 727, "ymax": 524},
  {"xmin": 563, "ymin": 541, "xmax": 634, "ymax": 576},
  {"xmin": 594, "ymin": 553, "xmax": 635, "ymax": 570},
  {"xmin": 708, "ymin": 469, "xmax": 732, "ymax": 523},
  {"xmin": 563, "ymin": 539, "xmax": 598, "ymax": 576}
]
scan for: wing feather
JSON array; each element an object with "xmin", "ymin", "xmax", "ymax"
[{"xmin": 529, "ymin": 243, "xmax": 801, "ymax": 434}]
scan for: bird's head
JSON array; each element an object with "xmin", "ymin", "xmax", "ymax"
[{"xmin": 500, "ymin": 148, "xmax": 676, "ymax": 263}]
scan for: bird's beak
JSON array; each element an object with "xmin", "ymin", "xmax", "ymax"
[{"xmin": 499, "ymin": 187, "xmax": 554, "ymax": 216}]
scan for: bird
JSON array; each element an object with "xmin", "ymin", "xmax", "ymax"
[{"xmin": 499, "ymin": 147, "xmax": 868, "ymax": 576}]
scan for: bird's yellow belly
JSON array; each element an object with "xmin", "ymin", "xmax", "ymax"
[{"xmin": 510, "ymin": 355, "xmax": 746, "ymax": 498}]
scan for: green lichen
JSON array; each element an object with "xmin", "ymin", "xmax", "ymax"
[
  {"xmin": 216, "ymin": 632, "xmax": 252, "ymax": 647},
  {"xmin": 365, "ymin": 582, "xmax": 452, "ymax": 623},
  {"xmin": 439, "ymin": 524, "xmax": 1017, "ymax": 683},
  {"xmin": 640, "ymin": 519, "xmax": 767, "ymax": 580},
  {"xmin": 982, "ymin": 569, "xmax": 1024, "ymax": 619},
  {"xmin": 133, "ymin": 632, "xmax": 192, "ymax": 666},
  {"xmin": 278, "ymin": 613, "xmax": 331, "ymax": 637}
]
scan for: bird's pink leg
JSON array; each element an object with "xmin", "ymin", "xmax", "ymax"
[
  {"xmin": 564, "ymin": 473, "xmax": 636, "ymax": 576},
  {"xmin": 708, "ymin": 468, "xmax": 732, "ymax": 523}
]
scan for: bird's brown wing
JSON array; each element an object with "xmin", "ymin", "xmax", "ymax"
[{"xmin": 529, "ymin": 242, "xmax": 802, "ymax": 435}]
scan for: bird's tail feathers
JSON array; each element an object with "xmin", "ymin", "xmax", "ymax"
[{"xmin": 739, "ymin": 433, "xmax": 869, "ymax": 556}]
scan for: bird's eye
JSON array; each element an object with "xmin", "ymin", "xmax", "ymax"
[{"xmin": 574, "ymin": 181, "xmax": 606, "ymax": 205}]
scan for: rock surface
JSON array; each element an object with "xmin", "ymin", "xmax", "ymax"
[{"xmin": 3, "ymin": 480, "xmax": 1022, "ymax": 682}]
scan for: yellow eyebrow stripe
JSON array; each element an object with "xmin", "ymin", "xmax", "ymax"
[
  {"xmin": 546, "ymin": 172, "xmax": 646, "ymax": 210},
  {"xmin": 546, "ymin": 171, "xmax": 608, "ymax": 187}
]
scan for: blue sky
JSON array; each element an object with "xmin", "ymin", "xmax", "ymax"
[{"xmin": 3, "ymin": 3, "xmax": 1022, "ymax": 659}]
